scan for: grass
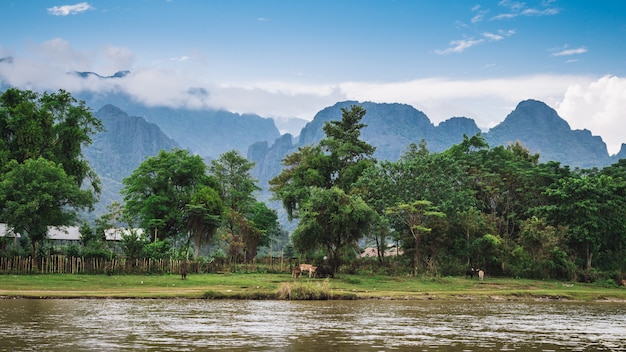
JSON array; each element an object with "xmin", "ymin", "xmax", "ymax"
[{"xmin": 0, "ymin": 272, "xmax": 625, "ymax": 301}]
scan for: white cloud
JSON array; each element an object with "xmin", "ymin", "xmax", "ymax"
[
  {"xmin": 522, "ymin": 7, "xmax": 560, "ymax": 16},
  {"xmin": 436, "ymin": 30, "xmax": 514, "ymax": 55},
  {"xmin": 435, "ymin": 38, "xmax": 485, "ymax": 55},
  {"xmin": 483, "ymin": 32, "xmax": 504, "ymax": 41},
  {"xmin": 551, "ymin": 47, "xmax": 587, "ymax": 57},
  {"xmin": 1, "ymin": 41, "xmax": 623, "ymax": 155},
  {"xmin": 471, "ymin": 5, "xmax": 489, "ymax": 23},
  {"xmin": 493, "ymin": 0, "xmax": 559, "ymax": 20},
  {"xmin": 35, "ymin": 38, "xmax": 95, "ymax": 70},
  {"xmin": 48, "ymin": 2, "xmax": 93, "ymax": 16},
  {"xmin": 556, "ymin": 75, "xmax": 626, "ymax": 155},
  {"xmin": 101, "ymin": 45, "xmax": 135, "ymax": 72},
  {"xmin": 337, "ymin": 75, "xmax": 593, "ymax": 126}
]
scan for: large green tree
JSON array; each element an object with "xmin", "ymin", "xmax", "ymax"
[
  {"xmin": 541, "ymin": 173, "xmax": 626, "ymax": 271},
  {"xmin": 183, "ymin": 186, "xmax": 223, "ymax": 259},
  {"xmin": 292, "ymin": 187, "xmax": 375, "ymax": 271},
  {"xmin": 270, "ymin": 105, "xmax": 376, "ymax": 269},
  {"xmin": 355, "ymin": 142, "xmax": 475, "ymax": 272},
  {"xmin": 270, "ymin": 105, "xmax": 376, "ymax": 218},
  {"xmin": 386, "ymin": 200, "xmax": 446, "ymax": 275},
  {"xmin": 209, "ymin": 150, "xmax": 265, "ymax": 263},
  {"xmin": 0, "ymin": 88, "xmax": 102, "ymax": 258},
  {"xmin": 0, "ymin": 88, "xmax": 102, "ymax": 188},
  {"xmin": 122, "ymin": 149, "xmax": 220, "ymax": 242},
  {"xmin": 0, "ymin": 158, "xmax": 97, "ymax": 257}
]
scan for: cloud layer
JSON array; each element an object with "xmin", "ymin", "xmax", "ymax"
[{"xmin": 1, "ymin": 40, "xmax": 624, "ymax": 156}]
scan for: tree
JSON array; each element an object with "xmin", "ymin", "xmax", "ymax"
[
  {"xmin": 541, "ymin": 173, "xmax": 626, "ymax": 271},
  {"xmin": 270, "ymin": 105, "xmax": 377, "ymax": 269},
  {"xmin": 269, "ymin": 145, "xmax": 330, "ymax": 220},
  {"xmin": 0, "ymin": 88, "xmax": 103, "ymax": 189},
  {"xmin": 292, "ymin": 187, "xmax": 375, "ymax": 272},
  {"xmin": 209, "ymin": 150, "xmax": 263, "ymax": 263},
  {"xmin": 386, "ymin": 200, "xmax": 446, "ymax": 276},
  {"xmin": 183, "ymin": 186, "xmax": 223, "ymax": 259},
  {"xmin": 0, "ymin": 158, "xmax": 96, "ymax": 258},
  {"xmin": 0, "ymin": 88, "xmax": 102, "ymax": 259},
  {"xmin": 246, "ymin": 201, "xmax": 279, "ymax": 261},
  {"xmin": 270, "ymin": 105, "xmax": 376, "ymax": 216},
  {"xmin": 354, "ymin": 143, "xmax": 475, "ymax": 272},
  {"xmin": 319, "ymin": 105, "xmax": 376, "ymax": 191},
  {"xmin": 122, "ymin": 149, "xmax": 219, "ymax": 242}
]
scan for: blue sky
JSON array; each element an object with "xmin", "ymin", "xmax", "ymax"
[{"xmin": 1, "ymin": 0, "xmax": 625, "ymax": 154}]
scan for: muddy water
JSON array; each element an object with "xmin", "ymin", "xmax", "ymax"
[{"xmin": 0, "ymin": 299, "xmax": 624, "ymax": 351}]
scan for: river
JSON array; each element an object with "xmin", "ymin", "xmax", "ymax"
[{"xmin": 0, "ymin": 299, "xmax": 624, "ymax": 351}]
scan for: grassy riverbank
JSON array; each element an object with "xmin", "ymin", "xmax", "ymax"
[{"xmin": 1, "ymin": 273, "xmax": 625, "ymax": 301}]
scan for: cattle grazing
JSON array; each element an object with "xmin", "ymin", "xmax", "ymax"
[
  {"xmin": 292, "ymin": 266, "xmax": 302, "ymax": 279},
  {"xmin": 314, "ymin": 266, "xmax": 334, "ymax": 278},
  {"xmin": 478, "ymin": 269, "xmax": 485, "ymax": 281},
  {"xmin": 465, "ymin": 268, "xmax": 476, "ymax": 279},
  {"xmin": 181, "ymin": 266, "xmax": 187, "ymax": 280},
  {"xmin": 299, "ymin": 264, "xmax": 318, "ymax": 278}
]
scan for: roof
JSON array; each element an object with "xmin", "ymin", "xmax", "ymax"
[
  {"xmin": 47, "ymin": 226, "xmax": 82, "ymax": 241},
  {"xmin": 0, "ymin": 223, "xmax": 20, "ymax": 238}
]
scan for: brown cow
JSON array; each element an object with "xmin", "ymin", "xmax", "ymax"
[
  {"xmin": 292, "ymin": 266, "xmax": 302, "ymax": 279},
  {"xmin": 299, "ymin": 264, "xmax": 318, "ymax": 278}
]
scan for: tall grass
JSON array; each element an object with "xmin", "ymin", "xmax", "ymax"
[{"xmin": 277, "ymin": 279, "xmax": 333, "ymax": 300}]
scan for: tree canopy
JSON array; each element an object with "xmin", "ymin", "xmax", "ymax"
[
  {"xmin": 121, "ymin": 148, "xmax": 221, "ymax": 242},
  {"xmin": 0, "ymin": 88, "xmax": 102, "ymax": 258},
  {"xmin": 270, "ymin": 105, "xmax": 377, "ymax": 268}
]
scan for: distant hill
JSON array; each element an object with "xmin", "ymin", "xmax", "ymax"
[
  {"xmin": 484, "ymin": 100, "xmax": 617, "ymax": 169},
  {"xmin": 84, "ymin": 104, "xmax": 179, "ymax": 217},
  {"xmin": 249, "ymin": 100, "xmax": 626, "ymax": 198},
  {"xmin": 78, "ymin": 92, "xmax": 281, "ymax": 160}
]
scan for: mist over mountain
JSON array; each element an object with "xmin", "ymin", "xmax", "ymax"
[
  {"xmin": 2, "ymin": 80, "xmax": 626, "ymax": 222},
  {"xmin": 83, "ymin": 104, "xmax": 180, "ymax": 217},
  {"xmin": 77, "ymin": 91, "xmax": 281, "ymax": 160}
]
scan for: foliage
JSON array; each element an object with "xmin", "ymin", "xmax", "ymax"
[
  {"xmin": 122, "ymin": 148, "xmax": 220, "ymax": 242},
  {"xmin": 209, "ymin": 150, "xmax": 276, "ymax": 263},
  {"xmin": 0, "ymin": 88, "xmax": 102, "ymax": 259},
  {"xmin": 270, "ymin": 105, "xmax": 377, "ymax": 270},
  {"xmin": 183, "ymin": 186, "xmax": 223, "ymax": 259},
  {"xmin": 0, "ymin": 158, "xmax": 97, "ymax": 258},
  {"xmin": 292, "ymin": 187, "xmax": 375, "ymax": 271}
]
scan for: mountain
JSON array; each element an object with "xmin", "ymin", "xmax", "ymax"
[
  {"xmin": 77, "ymin": 92, "xmax": 281, "ymax": 160},
  {"xmin": 129, "ymin": 106, "xmax": 280, "ymax": 160},
  {"xmin": 248, "ymin": 100, "xmax": 623, "ymax": 199},
  {"xmin": 71, "ymin": 70, "xmax": 130, "ymax": 79},
  {"xmin": 249, "ymin": 101, "xmax": 477, "ymax": 180},
  {"xmin": 484, "ymin": 100, "xmax": 610, "ymax": 168},
  {"xmin": 298, "ymin": 101, "xmax": 442, "ymax": 161},
  {"xmin": 84, "ymin": 104, "xmax": 179, "ymax": 216}
]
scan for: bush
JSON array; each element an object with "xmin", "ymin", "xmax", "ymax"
[{"xmin": 277, "ymin": 279, "xmax": 332, "ymax": 300}]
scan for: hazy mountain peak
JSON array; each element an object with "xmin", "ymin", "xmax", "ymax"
[{"xmin": 71, "ymin": 70, "xmax": 130, "ymax": 79}]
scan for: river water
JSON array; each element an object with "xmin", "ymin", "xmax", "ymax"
[{"xmin": 0, "ymin": 299, "xmax": 624, "ymax": 351}]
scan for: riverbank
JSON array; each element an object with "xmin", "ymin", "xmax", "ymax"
[{"xmin": 1, "ymin": 273, "xmax": 625, "ymax": 301}]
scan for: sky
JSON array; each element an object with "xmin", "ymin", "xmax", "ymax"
[{"xmin": 1, "ymin": 0, "xmax": 625, "ymax": 154}]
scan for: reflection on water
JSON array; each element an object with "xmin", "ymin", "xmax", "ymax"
[{"xmin": 0, "ymin": 299, "xmax": 625, "ymax": 351}]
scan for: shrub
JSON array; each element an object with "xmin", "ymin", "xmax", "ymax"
[{"xmin": 277, "ymin": 279, "xmax": 332, "ymax": 300}]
